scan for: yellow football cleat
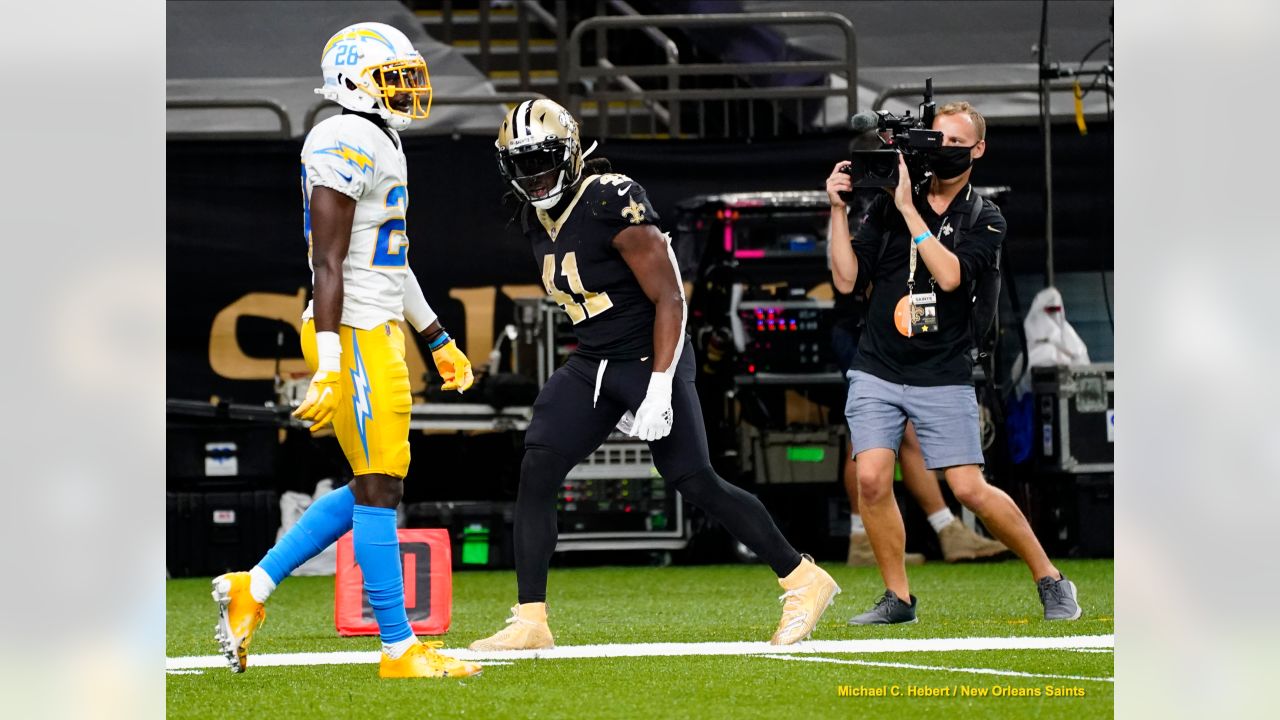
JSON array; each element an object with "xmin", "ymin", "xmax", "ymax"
[
  {"xmin": 770, "ymin": 554, "xmax": 841, "ymax": 645},
  {"xmin": 468, "ymin": 603, "xmax": 555, "ymax": 651},
  {"xmin": 379, "ymin": 641, "xmax": 482, "ymax": 679},
  {"xmin": 211, "ymin": 572, "xmax": 266, "ymax": 673}
]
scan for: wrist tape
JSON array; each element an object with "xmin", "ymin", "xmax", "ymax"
[
  {"xmin": 428, "ymin": 330, "xmax": 452, "ymax": 352},
  {"xmin": 316, "ymin": 331, "xmax": 341, "ymax": 373}
]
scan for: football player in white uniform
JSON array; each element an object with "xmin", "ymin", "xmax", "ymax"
[{"xmin": 210, "ymin": 22, "xmax": 480, "ymax": 679}]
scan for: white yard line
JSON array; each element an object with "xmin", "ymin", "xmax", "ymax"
[
  {"xmin": 759, "ymin": 653, "xmax": 1114, "ymax": 683},
  {"xmin": 166, "ymin": 634, "xmax": 1113, "ymax": 671}
]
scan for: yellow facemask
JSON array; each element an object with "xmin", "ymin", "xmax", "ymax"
[{"xmin": 364, "ymin": 58, "xmax": 432, "ymax": 121}]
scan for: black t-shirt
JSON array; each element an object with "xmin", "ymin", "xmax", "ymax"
[
  {"xmin": 849, "ymin": 183, "xmax": 1006, "ymax": 386},
  {"xmin": 524, "ymin": 173, "xmax": 661, "ymax": 359}
]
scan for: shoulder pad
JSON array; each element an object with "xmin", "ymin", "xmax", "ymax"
[
  {"xmin": 305, "ymin": 117, "xmax": 380, "ymax": 172},
  {"xmin": 594, "ymin": 172, "xmax": 635, "ymax": 188},
  {"xmin": 586, "ymin": 174, "xmax": 658, "ymax": 227}
]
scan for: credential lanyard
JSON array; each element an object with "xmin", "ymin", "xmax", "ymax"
[
  {"xmin": 905, "ymin": 218, "xmax": 945, "ymax": 296},
  {"xmin": 901, "ymin": 218, "xmax": 943, "ymax": 339},
  {"xmin": 906, "ymin": 235, "xmax": 919, "ymax": 296}
]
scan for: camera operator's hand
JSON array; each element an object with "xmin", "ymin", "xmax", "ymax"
[
  {"xmin": 891, "ymin": 152, "xmax": 914, "ymax": 212},
  {"xmin": 826, "ymin": 161, "xmax": 852, "ymax": 208}
]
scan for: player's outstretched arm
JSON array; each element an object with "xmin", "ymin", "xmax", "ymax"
[
  {"xmin": 615, "ymin": 224, "xmax": 686, "ymax": 441},
  {"xmin": 292, "ymin": 187, "xmax": 355, "ymax": 432}
]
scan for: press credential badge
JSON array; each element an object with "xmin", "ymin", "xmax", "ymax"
[{"xmin": 910, "ymin": 292, "xmax": 938, "ymax": 334}]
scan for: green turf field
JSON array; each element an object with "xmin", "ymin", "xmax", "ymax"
[{"xmin": 167, "ymin": 559, "xmax": 1113, "ymax": 719}]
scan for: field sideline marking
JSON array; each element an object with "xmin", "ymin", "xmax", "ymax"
[
  {"xmin": 759, "ymin": 654, "xmax": 1114, "ymax": 683},
  {"xmin": 166, "ymin": 634, "xmax": 1113, "ymax": 671}
]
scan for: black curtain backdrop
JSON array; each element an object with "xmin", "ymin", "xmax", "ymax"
[{"xmin": 168, "ymin": 124, "xmax": 1111, "ymax": 402}]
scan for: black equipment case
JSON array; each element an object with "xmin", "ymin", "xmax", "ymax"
[
  {"xmin": 167, "ymin": 490, "xmax": 280, "ymax": 577},
  {"xmin": 1032, "ymin": 363, "xmax": 1114, "ymax": 473}
]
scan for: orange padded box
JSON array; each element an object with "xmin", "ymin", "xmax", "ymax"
[{"xmin": 334, "ymin": 528, "xmax": 452, "ymax": 636}]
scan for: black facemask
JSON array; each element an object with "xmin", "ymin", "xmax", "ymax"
[{"xmin": 929, "ymin": 144, "xmax": 977, "ymax": 180}]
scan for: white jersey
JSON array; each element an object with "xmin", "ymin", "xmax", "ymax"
[{"xmin": 300, "ymin": 114, "xmax": 410, "ymax": 330}]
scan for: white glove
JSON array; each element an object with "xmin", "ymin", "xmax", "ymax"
[{"xmin": 630, "ymin": 372, "xmax": 674, "ymax": 442}]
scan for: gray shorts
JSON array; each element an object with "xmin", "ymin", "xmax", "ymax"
[{"xmin": 845, "ymin": 370, "xmax": 984, "ymax": 471}]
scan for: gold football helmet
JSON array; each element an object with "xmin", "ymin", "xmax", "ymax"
[{"xmin": 496, "ymin": 99, "xmax": 585, "ymax": 209}]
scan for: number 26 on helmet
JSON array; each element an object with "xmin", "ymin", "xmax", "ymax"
[{"xmin": 315, "ymin": 22, "xmax": 432, "ymax": 131}]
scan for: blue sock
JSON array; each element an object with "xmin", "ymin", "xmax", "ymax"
[
  {"xmin": 257, "ymin": 485, "xmax": 355, "ymax": 585},
  {"xmin": 352, "ymin": 504, "xmax": 413, "ymax": 644}
]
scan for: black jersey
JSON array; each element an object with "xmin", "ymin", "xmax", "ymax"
[{"xmin": 524, "ymin": 173, "xmax": 662, "ymax": 359}]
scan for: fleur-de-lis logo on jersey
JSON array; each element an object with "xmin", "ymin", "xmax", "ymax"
[{"xmin": 622, "ymin": 198, "xmax": 646, "ymax": 224}]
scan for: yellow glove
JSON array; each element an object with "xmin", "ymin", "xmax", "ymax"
[
  {"xmin": 431, "ymin": 338, "xmax": 474, "ymax": 393},
  {"xmin": 293, "ymin": 369, "xmax": 342, "ymax": 433}
]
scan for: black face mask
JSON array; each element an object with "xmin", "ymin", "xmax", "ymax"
[{"xmin": 929, "ymin": 144, "xmax": 977, "ymax": 180}]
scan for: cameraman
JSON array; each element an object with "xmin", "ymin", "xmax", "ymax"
[
  {"xmin": 826, "ymin": 102, "xmax": 1080, "ymax": 624},
  {"xmin": 828, "ymin": 153, "xmax": 1008, "ymax": 569}
]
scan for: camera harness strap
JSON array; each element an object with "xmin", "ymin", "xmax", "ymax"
[{"xmin": 893, "ymin": 186, "xmax": 984, "ymax": 338}]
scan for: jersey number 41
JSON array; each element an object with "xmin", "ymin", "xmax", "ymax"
[{"xmin": 542, "ymin": 252, "xmax": 612, "ymax": 324}]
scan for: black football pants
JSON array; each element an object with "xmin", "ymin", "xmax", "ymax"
[{"xmin": 516, "ymin": 339, "xmax": 803, "ymax": 603}]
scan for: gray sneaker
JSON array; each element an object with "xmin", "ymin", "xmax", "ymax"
[
  {"xmin": 1038, "ymin": 574, "xmax": 1082, "ymax": 620},
  {"xmin": 847, "ymin": 590, "xmax": 918, "ymax": 625}
]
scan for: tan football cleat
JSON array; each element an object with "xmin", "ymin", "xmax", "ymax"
[
  {"xmin": 770, "ymin": 555, "xmax": 841, "ymax": 645},
  {"xmin": 847, "ymin": 531, "xmax": 925, "ymax": 567},
  {"xmin": 938, "ymin": 519, "xmax": 1010, "ymax": 562},
  {"xmin": 379, "ymin": 641, "xmax": 482, "ymax": 679},
  {"xmin": 211, "ymin": 572, "xmax": 266, "ymax": 673},
  {"xmin": 468, "ymin": 603, "xmax": 555, "ymax": 651}
]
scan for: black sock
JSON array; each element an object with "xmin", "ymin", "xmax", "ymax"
[
  {"xmin": 514, "ymin": 447, "xmax": 575, "ymax": 604},
  {"xmin": 674, "ymin": 467, "xmax": 803, "ymax": 577}
]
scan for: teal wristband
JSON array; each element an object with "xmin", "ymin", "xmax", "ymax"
[
  {"xmin": 912, "ymin": 231, "xmax": 932, "ymax": 245},
  {"xmin": 428, "ymin": 330, "xmax": 451, "ymax": 351}
]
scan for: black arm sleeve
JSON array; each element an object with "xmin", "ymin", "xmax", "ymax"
[
  {"xmin": 954, "ymin": 206, "xmax": 1006, "ymax": 286},
  {"xmin": 849, "ymin": 193, "xmax": 890, "ymax": 292}
]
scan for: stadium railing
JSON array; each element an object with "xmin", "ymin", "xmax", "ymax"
[
  {"xmin": 299, "ymin": 92, "xmax": 549, "ymax": 134},
  {"xmin": 166, "ymin": 99, "xmax": 293, "ymax": 141},
  {"xmin": 872, "ymin": 79, "xmax": 1112, "ymax": 114},
  {"xmin": 165, "ymin": 93, "xmax": 549, "ymax": 140},
  {"xmin": 565, "ymin": 12, "xmax": 858, "ymax": 138}
]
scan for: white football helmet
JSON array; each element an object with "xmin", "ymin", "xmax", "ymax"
[
  {"xmin": 496, "ymin": 99, "xmax": 586, "ymax": 210},
  {"xmin": 314, "ymin": 22, "xmax": 431, "ymax": 131}
]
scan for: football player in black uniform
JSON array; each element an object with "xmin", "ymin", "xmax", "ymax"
[{"xmin": 470, "ymin": 99, "xmax": 840, "ymax": 650}]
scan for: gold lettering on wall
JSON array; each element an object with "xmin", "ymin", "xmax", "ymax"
[
  {"xmin": 500, "ymin": 284, "xmax": 547, "ymax": 302},
  {"xmin": 448, "ymin": 285, "xmax": 546, "ymax": 371},
  {"xmin": 208, "ymin": 282, "xmax": 700, "ymax": 392},
  {"xmin": 400, "ymin": 320, "xmax": 428, "ymax": 395},
  {"xmin": 208, "ymin": 290, "xmax": 310, "ymax": 380},
  {"xmin": 807, "ymin": 282, "xmax": 834, "ymax": 301},
  {"xmin": 207, "ymin": 290, "xmax": 429, "ymax": 394},
  {"xmin": 448, "ymin": 287, "xmax": 497, "ymax": 370}
]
